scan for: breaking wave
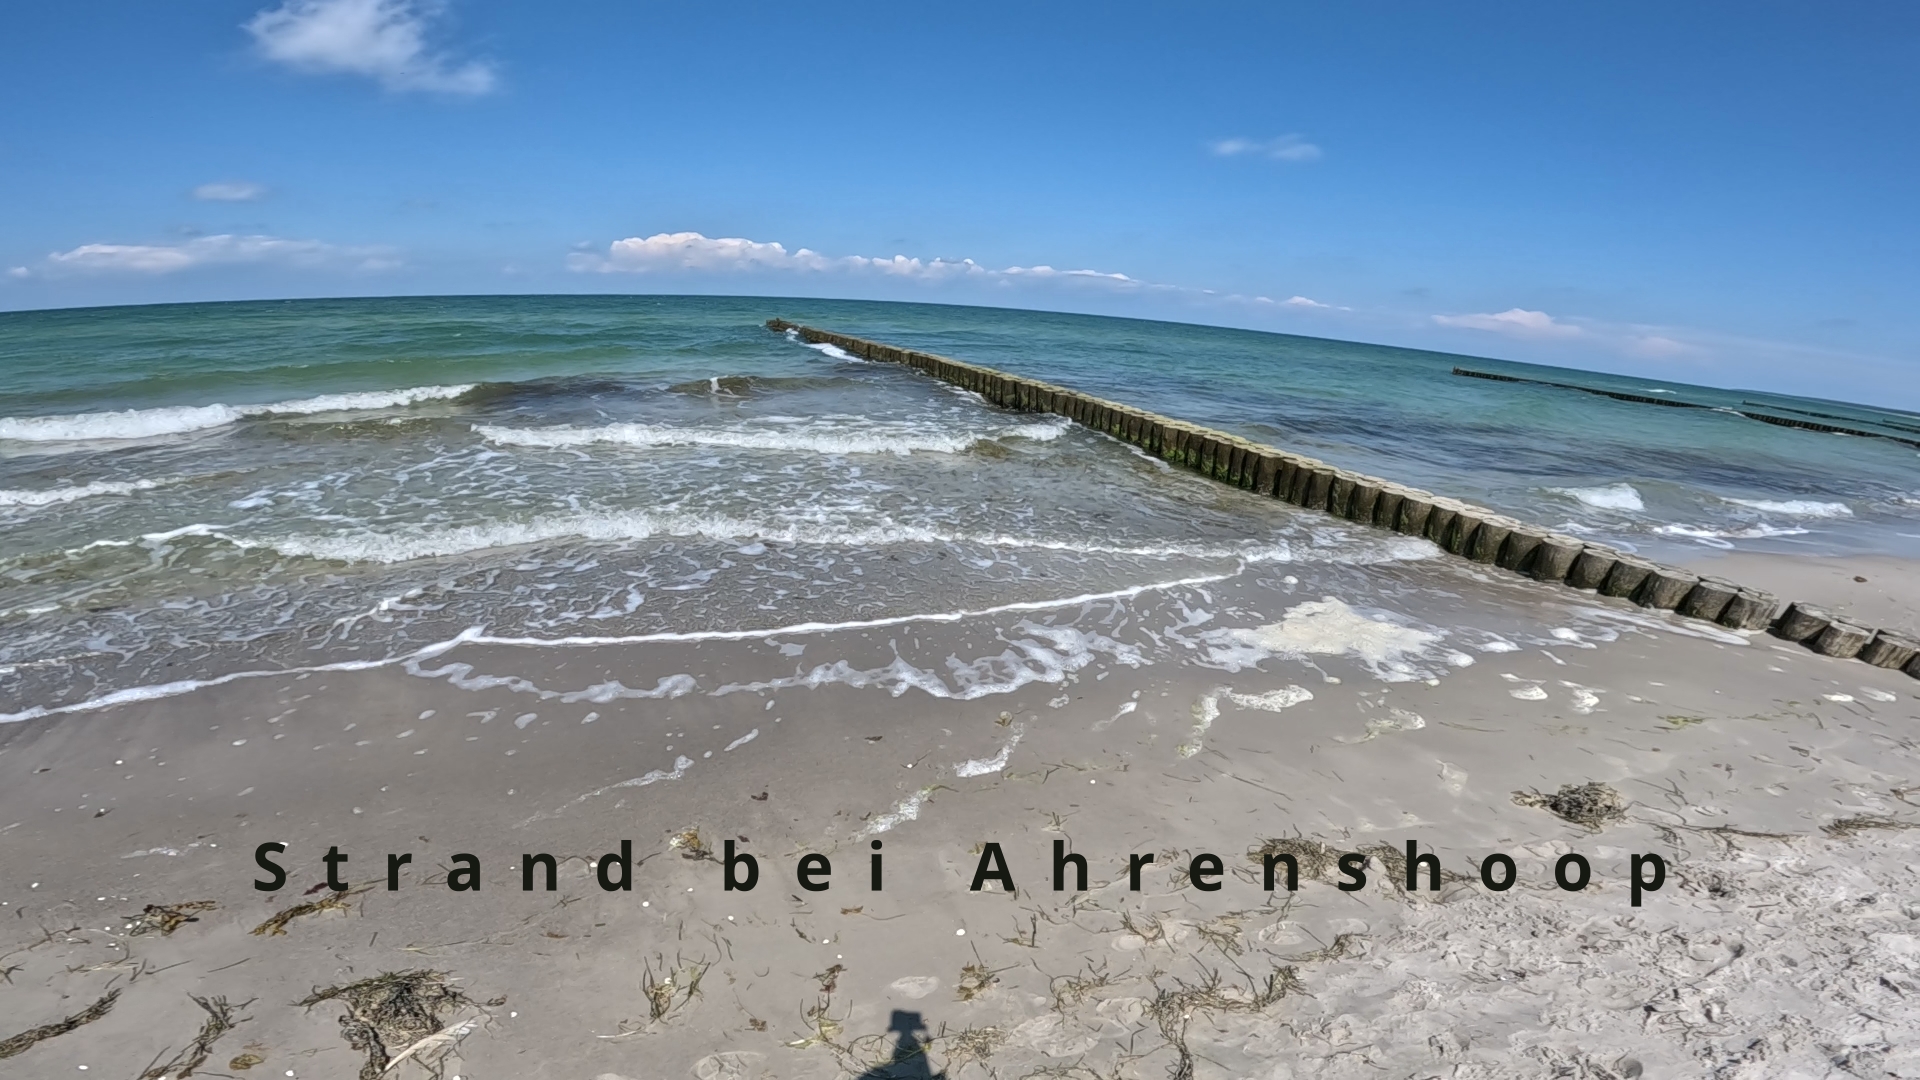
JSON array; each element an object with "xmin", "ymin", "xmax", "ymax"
[
  {"xmin": 14, "ymin": 510, "xmax": 1435, "ymax": 568},
  {"xmin": 0, "ymin": 384, "xmax": 475, "ymax": 442},
  {"xmin": 1652, "ymin": 523, "xmax": 1811, "ymax": 548},
  {"xmin": 1723, "ymin": 497, "xmax": 1852, "ymax": 518},
  {"xmin": 1550, "ymin": 483, "xmax": 1644, "ymax": 512},
  {"xmin": 471, "ymin": 417, "xmax": 1069, "ymax": 455},
  {"xmin": 0, "ymin": 477, "xmax": 171, "ymax": 508}
]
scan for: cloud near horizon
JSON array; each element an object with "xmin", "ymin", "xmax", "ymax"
[
  {"xmin": 1210, "ymin": 135, "xmax": 1323, "ymax": 162},
  {"xmin": 1432, "ymin": 307, "xmax": 1583, "ymax": 339},
  {"xmin": 570, "ymin": 231, "xmax": 1149, "ymax": 287},
  {"xmin": 246, "ymin": 0, "xmax": 496, "ymax": 95},
  {"xmin": 38, "ymin": 234, "xmax": 397, "ymax": 275},
  {"xmin": 193, "ymin": 181, "xmax": 268, "ymax": 202}
]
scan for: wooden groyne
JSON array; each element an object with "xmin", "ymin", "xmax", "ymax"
[
  {"xmin": 1454, "ymin": 367, "xmax": 1920, "ymax": 450},
  {"xmin": 769, "ymin": 319, "xmax": 1920, "ymax": 681}
]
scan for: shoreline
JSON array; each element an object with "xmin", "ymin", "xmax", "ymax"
[
  {"xmin": 5, "ymin": 550, "xmax": 1918, "ymax": 1077},
  {"xmin": 770, "ymin": 320, "xmax": 1920, "ymax": 683}
]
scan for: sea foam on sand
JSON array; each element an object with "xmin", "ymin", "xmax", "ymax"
[{"xmin": 1204, "ymin": 597, "xmax": 1473, "ymax": 681}]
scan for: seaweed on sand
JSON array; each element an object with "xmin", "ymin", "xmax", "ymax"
[
  {"xmin": 251, "ymin": 885, "xmax": 369, "ymax": 936},
  {"xmin": 127, "ymin": 900, "xmax": 217, "ymax": 937},
  {"xmin": 1145, "ymin": 966, "xmax": 1302, "ymax": 1080},
  {"xmin": 0, "ymin": 988, "xmax": 121, "ymax": 1060},
  {"xmin": 1245, "ymin": 837, "xmax": 1339, "ymax": 882},
  {"xmin": 1823, "ymin": 814, "xmax": 1920, "ymax": 838},
  {"xmin": 296, "ymin": 969, "xmax": 474, "ymax": 1080},
  {"xmin": 1513, "ymin": 782, "xmax": 1627, "ymax": 828},
  {"xmin": 140, "ymin": 995, "xmax": 252, "ymax": 1079}
]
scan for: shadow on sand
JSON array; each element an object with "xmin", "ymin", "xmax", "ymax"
[{"xmin": 853, "ymin": 1009, "xmax": 948, "ymax": 1080}]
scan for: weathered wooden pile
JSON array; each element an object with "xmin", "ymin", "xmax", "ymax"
[{"xmin": 768, "ymin": 320, "xmax": 1920, "ymax": 680}]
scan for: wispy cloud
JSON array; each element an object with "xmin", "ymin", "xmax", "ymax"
[
  {"xmin": 1432, "ymin": 308, "xmax": 1583, "ymax": 339},
  {"xmin": 570, "ymin": 231, "xmax": 1142, "ymax": 286},
  {"xmin": 41, "ymin": 234, "xmax": 396, "ymax": 275},
  {"xmin": 1210, "ymin": 135, "xmax": 1323, "ymax": 162},
  {"xmin": 192, "ymin": 181, "xmax": 268, "ymax": 202},
  {"xmin": 1624, "ymin": 334, "xmax": 1697, "ymax": 358},
  {"xmin": 245, "ymin": 0, "xmax": 496, "ymax": 95}
]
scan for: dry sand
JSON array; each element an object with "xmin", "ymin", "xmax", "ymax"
[
  {"xmin": 4, "ymin": 554, "xmax": 1919, "ymax": 1080},
  {"xmin": 1682, "ymin": 551, "xmax": 1920, "ymax": 636}
]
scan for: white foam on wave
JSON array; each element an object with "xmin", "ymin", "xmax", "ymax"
[
  {"xmin": 954, "ymin": 725, "xmax": 1023, "ymax": 777},
  {"xmin": 805, "ymin": 341, "xmax": 859, "ymax": 361},
  {"xmin": 1723, "ymin": 497, "xmax": 1852, "ymax": 518},
  {"xmin": 0, "ymin": 628, "xmax": 481, "ymax": 725},
  {"xmin": 1202, "ymin": 597, "xmax": 1471, "ymax": 682},
  {"xmin": 0, "ymin": 477, "xmax": 170, "ymax": 508},
  {"xmin": 404, "ymin": 658, "xmax": 698, "ymax": 706},
  {"xmin": 862, "ymin": 788, "xmax": 935, "ymax": 836},
  {"xmin": 0, "ymin": 384, "xmax": 473, "ymax": 442},
  {"xmin": 713, "ymin": 619, "xmax": 1150, "ymax": 703},
  {"xmin": 226, "ymin": 507, "xmax": 1430, "ymax": 567},
  {"xmin": 1652, "ymin": 523, "xmax": 1810, "ymax": 548},
  {"xmin": 472, "ymin": 417, "xmax": 1067, "ymax": 456},
  {"xmin": 518, "ymin": 754, "xmax": 696, "ymax": 827},
  {"xmin": 4, "ymin": 574, "xmax": 1223, "ymax": 724},
  {"xmin": 1551, "ymin": 483, "xmax": 1644, "ymax": 512},
  {"xmin": 1181, "ymin": 685, "xmax": 1314, "ymax": 758}
]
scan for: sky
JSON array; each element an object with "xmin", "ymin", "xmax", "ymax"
[{"xmin": 2, "ymin": 2, "xmax": 1916, "ymax": 406}]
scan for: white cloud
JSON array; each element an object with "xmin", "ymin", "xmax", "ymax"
[
  {"xmin": 1240, "ymin": 294, "xmax": 1349, "ymax": 312},
  {"xmin": 1001, "ymin": 265, "xmax": 1135, "ymax": 283},
  {"xmin": 1210, "ymin": 135, "xmax": 1323, "ymax": 162},
  {"xmin": 1626, "ymin": 334, "xmax": 1696, "ymax": 358},
  {"xmin": 6, "ymin": 267, "xmax": 29, "ymax": 279},
  {"xmin": 593, "ymin": 232, "xmax": 833, "ymax": 273},
  {"xmin": 193, "ymin": 181, "xmax": 268, "ymax": 202},
  {"xmin": 572, "ymin": 232, "xmax": 1142, "ymax": 289},
  {"xmin": 1432, "ymin": 308, "xmax": 1583, "ymax": 339},
  {"xmin": 42, "ymin": 234, "xmax": 395, "ymax": 275},
  {"xmin": 245, "ymin": 0, "xmax": 496, "ymax": 95}
]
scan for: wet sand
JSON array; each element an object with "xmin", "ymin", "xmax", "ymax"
[{"xmin": 3, "ymin": 556, "xmax": 1919, "ymax": 1079}]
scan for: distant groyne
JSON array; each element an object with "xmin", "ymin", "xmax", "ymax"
[
  {"xmin": 769, "ymin": 319, "xmax": 1920, "ymax": 681},
  {"xmin": 1452, "ymin": 367, "xmax": 1920, "ymax": 450}
]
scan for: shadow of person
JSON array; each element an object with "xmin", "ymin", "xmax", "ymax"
[{"xmin": 855, "ymin": 1009, "xmax": 947, "ymax": 1080}]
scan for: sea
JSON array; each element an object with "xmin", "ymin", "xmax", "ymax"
[{"xmin": 3, "ymin": 294, "xmax": 1917, "ymax": 721}]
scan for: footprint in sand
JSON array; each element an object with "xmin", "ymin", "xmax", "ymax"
[
  {"xmin": 1013, "ymin": 1014, "xmax": 1102, "ymax": 1057},
  {"xmin": 693, "ymin": 1053, "xmax": 766, "ymax": 1080},
  {"xmin": 889, "ymin": 975, "xmax": 940, "ymax": 999}
]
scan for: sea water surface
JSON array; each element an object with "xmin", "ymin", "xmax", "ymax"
[{"xmin": 3, "ymin": 295, "xmax": 1916, "ymax": 717}]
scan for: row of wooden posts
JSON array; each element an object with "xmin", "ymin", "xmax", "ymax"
[{"xmin": 767, "ymin": 320, "xmax": 1920, "ymax": 680}]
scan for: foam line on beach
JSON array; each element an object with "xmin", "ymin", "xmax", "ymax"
[
  {"xmin": 767, "ymin": 318, "xmax": 1920, "ymax": 681},
  {"xmin": 0, "ymin": 573, "xmax": 1231, "ymax": 723},
  {"xmin": 0, "ymin": 629, "xmax": 484, "ymax": 724},
  {"xmin": 77, "ymin": 511, "xmax": 1430, "ymax": 567},
  {"xmin": 461, "ymin": 570, "xmax": 1239, "ymax": 649}
]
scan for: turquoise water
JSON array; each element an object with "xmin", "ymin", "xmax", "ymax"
[{"xmin": 2, "ymin": 295, "xmax": 1916, "ymax": 716}]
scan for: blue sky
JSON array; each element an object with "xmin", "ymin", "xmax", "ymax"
[{"xmin": 3, "ymin": 2, "xmax": 1915, "ymax": 405}]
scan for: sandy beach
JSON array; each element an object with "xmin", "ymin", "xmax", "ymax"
[
  {"xmin": 5, "ymin": 543, "xmax": 1918, "ymax": 1079},
  {"xmin": 1680, "ymin": 551, "xmax": 1920, "ymax": 637},
  {"xmin": 10, "ymin": 2, "xmax": 1920, "ymax": 1075}
]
